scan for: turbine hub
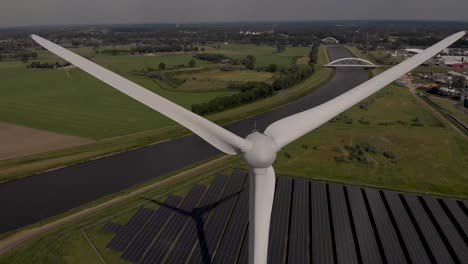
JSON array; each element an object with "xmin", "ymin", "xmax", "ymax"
[{"xmin": 242, "ymin": 132, "xmax": 278, "ymax": 168}]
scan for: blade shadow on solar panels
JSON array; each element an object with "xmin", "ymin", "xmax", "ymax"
[{"xmin": 139, "ymin": 191, "xmax": 241, "ymax": 263}]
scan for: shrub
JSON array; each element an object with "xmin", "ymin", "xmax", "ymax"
[
  {"xmin": 383, "ymin": 151, "xmax": 397, "ymax": 159},
  {"xmin": 284, "ymin": 152, "xmax": 292, "ymax": 159}
]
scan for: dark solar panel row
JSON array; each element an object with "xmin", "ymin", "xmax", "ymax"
[
  {"xmin": 141, "ymin": 185, "xmax": 207, "ymax": 264},
  {"xmin": 443, "ymin": 199, "xmax": 468, "ymax": 240},
  {"xmin": 238, "ymin": 227, "xmax": 249, "ymax": 264},
  {"xmin": 310, "ymin": 181, "xmax": 334, "ymax": 264},
  {"xmin": 120, "ymin": 195, "xmax": 182, "ymax": 262},
  {"xmin": 364, "ymin": 189, "xmax": 406, "ymax": 264},
  {"xmin": 188, "ymin": 170, "xmax": 246, "ymax": 263},
  {"xmin": 102, "ymin": 222, "xmax": 123, "ymax": 234},
  {"xmin": 106, "ymin": 207, "xmax": 154, "ymax": 252},
  {"xmin": 403, "ymin": 193, "xmax": 455, "ymax": 264},
  {"xmin": 328, "ymin": 184, "xmax": 359, "ymax": 264},
  {"xmin": 104, "ymin": 171, "xmax": 468, "ymax": 264},
  {"xmin": 287, "ymin": 178, "xmax": 309, "ymax": 264},
  {"xmin": 213, "ymin": 180, "xmax": 249, "ymax": 264},
  {"xmin": 383, "ymin": 191, "xmax": 431, "ymax": 264},
  {"xmin": 347, "ymin": 186, "xmax": 383, "ymax": 264},
  {"xmin": 164, "ymin": 174, "xmax": 229, "ymax": 264},
  {"xmin": 422, "ymin": 196, "xmax": 468, "ymax": 262},
  {"xmin": 267, "ymin": 176, "xmax": 292, "ymax": 264}
]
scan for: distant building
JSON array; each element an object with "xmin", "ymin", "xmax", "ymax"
[{"xmin": 322, "ymin": 37, "xmax": 339, "ymax": 44}]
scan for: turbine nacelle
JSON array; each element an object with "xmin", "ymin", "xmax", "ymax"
[{"xmin": 242, "ymin": 132, "xmax": 278, "ymax": 169}]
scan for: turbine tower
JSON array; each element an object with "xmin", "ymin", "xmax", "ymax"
[{"xmin": 31, "ymin": 31, "xmax": 465, "ymax": 264}]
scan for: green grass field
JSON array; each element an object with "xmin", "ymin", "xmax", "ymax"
[
  {"xmin": 203, "ymin": 44, "xmax": 310, "ymax": 67},
  {"xmin": 0, "ymin": 44, "xmax": 308, "ymax": 140},
  {"xmin": 0, "ymin": 45, "xmax": 333, "ymax": 183},
  {"xmin": 0, "ymin": 60, "xmax": 235, "ymax": 139},
  {"xmin": 273, "ymin": 84, "xmax": 468, "ymax": 197}
]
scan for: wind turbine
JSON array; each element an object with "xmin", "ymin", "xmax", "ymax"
[{"xmin": 31, "ymin": 31, "xmax": 465, "ymax": 264}]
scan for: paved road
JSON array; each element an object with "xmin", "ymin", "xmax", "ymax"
[{"xmin": 0, "ymin": 45, "xmax": 368, "ymax": 233}]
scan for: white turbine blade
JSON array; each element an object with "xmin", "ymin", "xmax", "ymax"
[
  {"xmin": 249, "ymin": 166, "xmax": 275, "ymax": 264},
  {"xmin": 265, "ymin": 31, "xmax": 465, "ymax": 149},
  {"xmin": 31, "ymin": 35, "xmax": 248, "ymax": 155}
]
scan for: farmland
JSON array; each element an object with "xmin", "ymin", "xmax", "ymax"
[{"xmin": 0, "ymin": 44, "xmax": 310, "ymax": 140}]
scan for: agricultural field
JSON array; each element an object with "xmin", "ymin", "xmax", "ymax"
[
  {"xmin": 0, "ymin": 43, "xmax": 307, "ymax": 140},
  {"xmin": 202, "ymin": 44, "xmax": 311, "ymax": 67},
  {"xmin": 273, "ymin": 84, "xmax": 468, "ymax": 197}
]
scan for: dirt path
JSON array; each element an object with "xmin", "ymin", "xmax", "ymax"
[
  {"xmin": 0, "ymin": 122, "xmax": 93, "ymax": 161},
  {"xmin": 0, "ymin": 155, "xmax": 233, "ymax": 255}
]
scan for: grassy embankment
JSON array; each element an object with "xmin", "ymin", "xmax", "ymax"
[
  {"xmin": 0, "ymin": 45, "xmax": 333, "ymax": 182},
  {"xmin": 265, "ymin": 47, "xmax": 468, "ymax": 198}
]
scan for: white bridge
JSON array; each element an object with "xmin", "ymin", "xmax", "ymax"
[{"xmin": 324, "ymin": 58, "xmax": 379, "ymax": 68}]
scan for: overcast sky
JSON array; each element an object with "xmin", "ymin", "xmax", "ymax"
[{"xmin": 2, "ymin": 0, "xmax": 468, "ymax": 28}]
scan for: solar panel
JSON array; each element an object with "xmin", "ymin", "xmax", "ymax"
[
  {"xmin": 102, "ymin": 222, "xmax": 123, "ymax": 234},
  {"xmin": 106, "ymin": 207, "xmax": 154, "ymax": 252},
  {"xmin": 403, "ymin": 194, "xmax": 455, "ymax": 264},
  {"xmin": 164, "ymin": 174, "xmax": 229, "ymax": 264},
  {"xmin": 423, "ymin": 196, "xmax": 468, "ymax": 263},
  {"xmin": 443, "ymin": 199, "xmax": 468, "ymax": 240},
  {"xmin": 238, "ymin": 227, "xmax": 249, "ymax": 264},
  {"xmin": 365, "ymin": 189, "xmax": 407, "ymax": 263},
  {"xmin": 383, "ymin": 191, "xmax": 431, "ymax": 264},
  {"xmin": 140, "ymin": 185, "xmax": 207, "ymax": 264},
  {"xmin": 267, "ymin": 176, "xmax": 292, "ymax": 264},
  {"xmin": 287, "ymin": 178, "xmax": 309, "ymax": 264},
  {"xmin": 188, "ymin": 170, "xmax": 246, "ymax": 263},
  {"xmin": 347, "ymin": 186, "xmax": 383, "ymax": 264},
  {"xmin": 213, "ymin": 181, "xmax": 249, "ymax": 264},
  {"xmin": 328, "ymin": 183, "xmax": 359, "ymax": 264},
  {"xmin": 119, "ymin": 195, "xmax": 182, "ymax": 262},
  {"xmin": 310, "ymin": 181, "xmax": 334, "ymax": 264}
]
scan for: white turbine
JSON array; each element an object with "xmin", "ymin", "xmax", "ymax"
[{"xmin": 31, "ymin": 31, "xmax": 465, "ymax": 264}]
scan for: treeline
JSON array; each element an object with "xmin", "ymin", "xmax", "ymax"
[
  {"xmin": 272, "ymin": 64, "xmax": 314, "ymax": 91},
  {"xmin": 27, "ymin": 61, "xmax": 71, "ymax": 69},
  {"xmin": 194, "ymin": 53, "xmax": 228, "ymax": 62},
  {"xmin": 131, "ymin": 45, "xmax": 183, "ymax": 53},
  {"xmin": 227, "ymin": 81, "xmax": 271, "ymax": 92},
  {"xmin": 1, "ymin": 52, "xmax": 38, "ymax": 61},
  {"xmin": 191, "ymin": 44, "xmax": 320, "ymax": 115},
  {"xmin": 100, "ymin": 49, "xmax": 132, "ymax": 55},
  {"xmin": 191, "ymin": 83, "xmax": 274, "ymax": 115},
  {"xmin": 309, "ymin": 44, "xmax": 319, "ymax": 64}
]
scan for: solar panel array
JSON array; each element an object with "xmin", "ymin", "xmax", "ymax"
[{"xmin": 103, "ymin": 170, "xmax": 468, "ymax": 263}]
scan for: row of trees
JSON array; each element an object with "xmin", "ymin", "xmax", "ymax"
[
  {"xmin": 191, "ymin": 45, "xmax": 320, "ymax": 115},
  {"xmin": 272, "ymin": 64, "xmax": 314, "ymax": 91},
  {"xmin": 191, "ymin": 84, "xmax": 274, "ymax": 115},
  {"xmin": 1, "ymin": 52, "xmax": 38, "ymax": 62},
  {"xmin": 131, "ymin": 45, "xmax": 183, "ymax": 53},
  {"xmin": 27, "ymin": 61, "xmax": 71, "ymax": 69},
  {"xmin": 194, "ymin": 53, "xmax": 228, "ymax": 62}
]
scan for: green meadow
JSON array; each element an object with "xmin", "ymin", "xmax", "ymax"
[
  {"xmin": 0, "ymin": 44, "xmax": 311, "ymax": 140},
  {"xmin": 273, "ymin": 84, "xmax": 468, "ymax": 197}
]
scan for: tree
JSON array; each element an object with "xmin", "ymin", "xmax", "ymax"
[
  {"xmin": 189, "ymin": 59, "xmax": 196, "ymax": 67},
  {"xmin": 159, "ymin": 62, "xmax": 166, "ymax": 70},
  {"xmin": 276, "ymin": 45, "xmax": 286, "ymax": 53},
  {"xmin": 243, "ymin": 55, "xmax": 256, "ymax": 70},
  {"xmin": 267, "ymin": 63, "xmax": 278, "ymax": 72},
  {"xmin": 20, "ymin": 55, "xmax": 29, "ymax": 63}
]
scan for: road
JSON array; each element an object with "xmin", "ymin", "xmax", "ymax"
[{"xmin": 0, "ymin": 45, "xmax": 368, "ymax": 233}]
